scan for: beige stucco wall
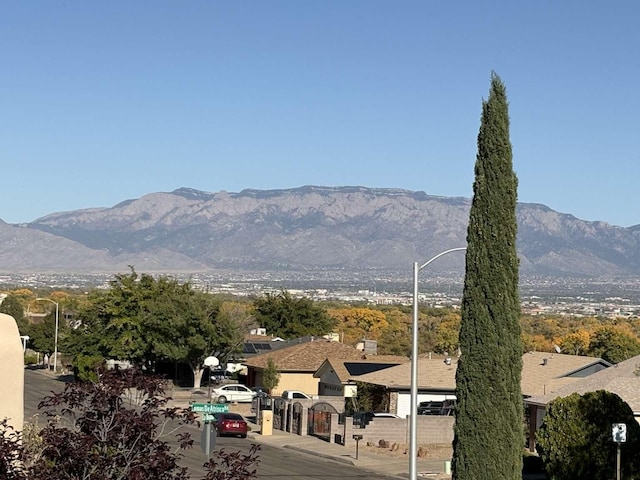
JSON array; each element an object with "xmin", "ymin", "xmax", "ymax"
[
  {"xmin": 271, "ymin": 373, "xmax": 320, "ymax": 397},
  {"xmin": 0, "ymin": 313, "xmax": 24, "ymax": 431}
]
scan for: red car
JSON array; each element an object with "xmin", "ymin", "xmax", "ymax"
[{"xmin": 214, "ymin": 413, "xmax": 248, "ymax": 438}]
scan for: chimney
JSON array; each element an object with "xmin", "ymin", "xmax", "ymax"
[{"xmin": 542, "ymin": 358, "xmax": 548, "ymax": 366}]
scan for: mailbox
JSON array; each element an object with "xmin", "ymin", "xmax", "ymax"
[{"xmin": 352, "ymin": 434, "xmax": 364, "ymax": 460}]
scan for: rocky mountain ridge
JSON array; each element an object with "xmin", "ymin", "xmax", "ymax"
[{"xmin": 2, "ymin": 186, "xmax": 639, "ymax": 276}]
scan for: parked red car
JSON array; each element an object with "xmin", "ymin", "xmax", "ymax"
[{"xmin": 214, "ymin": 413, "xmax": 248, "ymax": 438}]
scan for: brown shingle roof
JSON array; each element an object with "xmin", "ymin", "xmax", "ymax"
[
  {"xmin": 354, "ymin": 357, "xmax": 457, "ymax": 390},
  {"xmin": 243, "ymin": 340, "xmax": 365, "ymax": 372},
  {"xmin": 527, "ymin": 353, "xmax": 640, "ymax": 411},
  {"xmin": 352, "ymin": 352, "xmax": 608, "ymax": 396},
  {"xmin": 319, "ymin": 356, "xmax": 409, "ymax": 383},
  {"xmin": 520, "ymin": 352, "xmax": 609, "ymax": 397}
]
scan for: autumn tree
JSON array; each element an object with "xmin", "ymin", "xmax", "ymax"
[
  {"xmin": 555, "ymin": 329, "xmax": 591, "ymax": 355},
  {"xmin": 521, "ymin": 333, "xmax": 553, "ymax": 353},
  {"xmin": 452, "ymin": 73, "xmax": 523, "ymax": 480},
  {"xmin": 433, "ymin": 313, "xmax": 461, "ymax": 354},
  {"xmin": 329, "ymin": 307, "xmax": 389, "ymax": 345}
]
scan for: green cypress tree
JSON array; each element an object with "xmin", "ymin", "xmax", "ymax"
[{"xmin": 452, "ymin": 72, "xmax": 523, "ymax": 480}]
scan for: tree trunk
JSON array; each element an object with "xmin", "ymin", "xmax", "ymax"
[{"xmin": 192, "ymin": 364, "xmax": 205, "ymax": 389}]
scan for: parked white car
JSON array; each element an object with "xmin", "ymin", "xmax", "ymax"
[
  {"xmin": 281, "ymin": 390, "xmax": 312, "ymax": 400},
  {"xmin": 211, "ymin": 384, "xmax": 256, "ymax": 403}
]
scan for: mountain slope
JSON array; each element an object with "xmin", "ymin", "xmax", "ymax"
[{"xmin": 1, "ymin": 186, "xmax": 638, "ymax": 276}]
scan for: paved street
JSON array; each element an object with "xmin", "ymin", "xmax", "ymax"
[{"xmin": 24, "ymin": 368, "xmax": 404, "ymax": 479}]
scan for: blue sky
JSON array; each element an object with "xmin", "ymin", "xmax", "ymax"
[{"xmin": 2, "ymin": 1, "xmax": 639, "ymax": 226}]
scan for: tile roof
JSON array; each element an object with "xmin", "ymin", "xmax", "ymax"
[
  {"xmin": 243, "ymin": 339, "xmax": 365, "ymax": 372},
  {"xmin": 527, "ymin": 353, "xmax": 640, "ymax": 412},
  {"xmin": 352, "ymin": 352, "xmax": 608, "ymax": 396}
]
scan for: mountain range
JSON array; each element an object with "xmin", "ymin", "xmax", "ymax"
[{"xmin": 1, "ymin": 185, "xmax": 639, "ymax": 277}]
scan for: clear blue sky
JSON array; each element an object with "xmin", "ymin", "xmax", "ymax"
[{"xmin": 2, "ymin": 1, "xmax": 639, "ymax": 226}]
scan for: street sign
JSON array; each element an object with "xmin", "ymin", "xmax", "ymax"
[
  {"xmin": 203, "ymin": 413, "xmax": 218, "ymax": 422},
  {"xmin": 613, "ymin": 423, "xmax": 627, "ymax": 443},
  {"xmin": 191, "ymin": 403, "xmax": 229, "ymax": 414}
]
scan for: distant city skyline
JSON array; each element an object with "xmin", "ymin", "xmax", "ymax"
[{"xmin": 2, "ymin": 2, "xmax": 639, "ymax": 226}]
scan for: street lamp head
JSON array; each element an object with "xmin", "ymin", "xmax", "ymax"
[{"xmin": 35, "ymin": 298, "xmax": 58, "ymax": 305}]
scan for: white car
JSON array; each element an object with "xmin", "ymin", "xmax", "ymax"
[
  {"xmin": 281, "ymin": 390, "xmax": 312, "ymax": 400},
  {"xmin": 211, "ymin": 384, "xmax": 256, "ymax": 403}
]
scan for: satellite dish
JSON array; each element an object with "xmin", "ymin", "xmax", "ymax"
[
  {"xmin": 554, "ymin": 345, "xmax": 562, "ymax": 354},
  {"xmin": 204, "ymin": 356, "xmax": 220, "ymax": 367}
]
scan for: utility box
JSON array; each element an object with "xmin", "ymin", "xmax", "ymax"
[{"xmin": 261, "ymin": 410, "xmax": 273, "ymax": 436}]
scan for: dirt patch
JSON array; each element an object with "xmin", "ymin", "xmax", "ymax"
[
  {"xmin": 227, "ymin": 402, "xmax": 253, "ymax": 417},
  {"xmin": 362, "ymin": 442, "xmax": 452, "ymax": 460}
]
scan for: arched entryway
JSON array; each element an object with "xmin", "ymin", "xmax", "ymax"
[{"xmin": 308, "ymin": 401, "xmax": 338, "ymax": 440}]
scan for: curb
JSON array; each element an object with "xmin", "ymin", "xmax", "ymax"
[{"xmin": 283, "ymin": 444, "xmax": 357, "ymax": 466}]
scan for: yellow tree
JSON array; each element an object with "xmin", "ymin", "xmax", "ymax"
[
  {"xmin": 521, "ymin": 333, "xmax": 554, "ymax": 353},
  {"xmin": 554, "ymin": 329, "xmax": 591, "ymax": 355},
  {"xmin": 434, "ymin": 314, "xmax": 461, "ymax": 354},
  {"xmin": 329, "ymin": 307, "xmax": 389, "ymax": 345}
]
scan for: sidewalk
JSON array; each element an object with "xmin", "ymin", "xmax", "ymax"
[{"xmin": 245, "ymin": 418, "xmax": 450, "ymax": 480}]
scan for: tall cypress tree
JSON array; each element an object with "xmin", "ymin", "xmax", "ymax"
[{"xmin": 452, "ymin": 73, "xmax": 522, "ymax": 480}]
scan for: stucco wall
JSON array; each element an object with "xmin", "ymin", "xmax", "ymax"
[
  {"xmin": 0, "ymin": 313, "xmax": 24, "ymax": 431},
  {"xmin": 270, "ymin": 372, "xmax": 320, "ymax": 397}
]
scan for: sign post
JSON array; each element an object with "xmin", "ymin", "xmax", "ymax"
[
  {"xmin": 193, "ymin": 403, "xmax": 228, "ymax": 460},
  {"xmin": 613, "ymin": 423, "xmax": 627, "ymax": 480},
  {"xmin": 200, "ymin": 421, "xmax": 217, "ymax": 460}
]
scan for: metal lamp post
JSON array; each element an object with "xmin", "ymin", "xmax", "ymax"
[
  {"xmin": 409, "ymin": 247, "xmax": 466, "ymax": 480},
  {"xmin": 36, "ymin": 298, "xmax": 59, "ymax": 373}
]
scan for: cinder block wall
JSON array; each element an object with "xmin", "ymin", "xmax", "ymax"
[{"xmin": 341, "ymin": 416, "xmax": 454, "ymax": 447}]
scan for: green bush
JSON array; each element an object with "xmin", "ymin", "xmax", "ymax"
[
  {"xmin": 536, "ymin": 390, "xmax": 640, "ymax": 480},
  {"xmin": 72, "ymin": 354, "xmax": 104, "ymax": 383},
  {"xmin": 24, "ymin": 354, "xmax": 39, "ymax": 365}
]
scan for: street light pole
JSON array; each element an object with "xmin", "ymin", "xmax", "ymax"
[
  {"xmin": 36, "ymin": 298, "xmax": 59, "ymax": 373},
  {"xmin": 409, "ymin": 247, "xmax": 466, "ymax": 480}
]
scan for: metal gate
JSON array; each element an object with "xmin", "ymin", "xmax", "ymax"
[
  {"xmin": 292, "ymin": 402, "xmax": 303, "ymax": 435},
  {"xmin": 308, "ymin": 402, "xmax": 338, "ymax": 440},
  {"xmin": 273, "ymin": 399, "xmax": 285, "ymax": 430}
]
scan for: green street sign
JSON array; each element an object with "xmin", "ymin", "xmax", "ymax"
[
  {"xmin": 191, "ymin": 403, "xmax": 229, "ymax": 414},
  {"xmin": 202, "ymin": 413, "xmax": 218, "ymax": 422}
]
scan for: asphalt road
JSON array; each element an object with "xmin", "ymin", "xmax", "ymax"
[{"xmin": 24, "ymin": 368, "xmax": 398, "ymax": 479}]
